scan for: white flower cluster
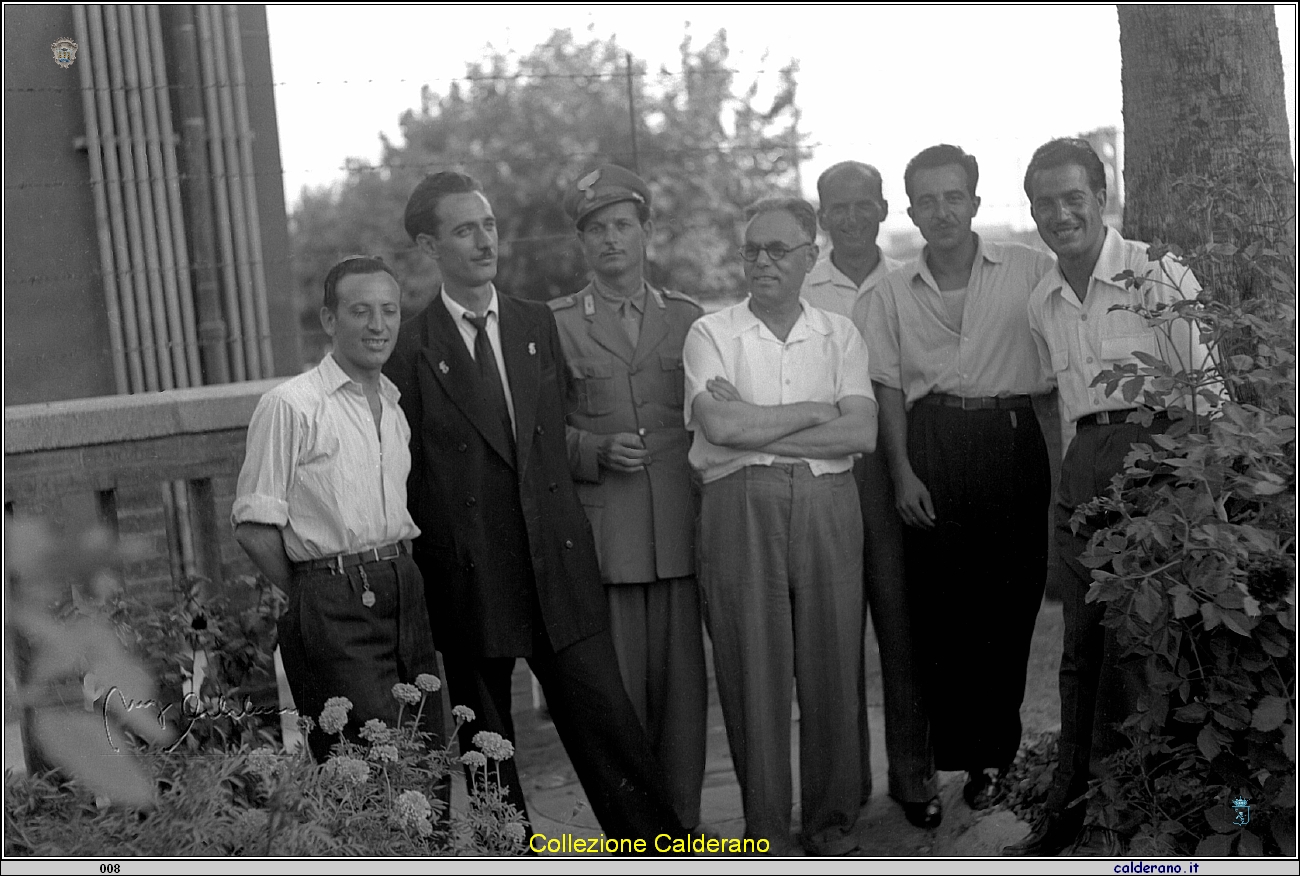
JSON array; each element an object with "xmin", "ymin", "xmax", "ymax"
[
  {"xmin": 391, "ymin": 683, "xmax": 422, "ymax": 706},
  {"xmin": 415, "ymin": 673, "xmax": 442, "ymax": 693},
  {"xmin": 244, "ymin": 747, "xmax": 281, "ymax": 782},
  {"xmin": 460, "ymin": 750, "xmax": 488, "ymax": 769},
  {"xmin": 394, "ymin": 789, "xmax": 434, "ymax": 838},
  {"xmin": 451, "ymin": 705, "xmax": 476, "ymax": 723},
  {"xmin": 322, "ymin": 754, "xmax": 370, "ymax": 786},
  {"xmin": 318, "ymin": 696, "xmax": 353, "ymax": 736},
  {"xmin": 359, "ymin": 718, "xmax": 392, "ymax": 744},
  {"xmin": 471, "ymin": 730, "xmax": 515, "ymax": 762},
  {"xmin": 369, "ymin": 743, "xmax": 399, "ymax": 763}
]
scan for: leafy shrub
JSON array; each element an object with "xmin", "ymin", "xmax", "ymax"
[{"xmin": 1070, "ymin": 181, "xmax": 1295, "ymax": 856}]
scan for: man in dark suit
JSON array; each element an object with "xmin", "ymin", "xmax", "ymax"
[{"xmin": 383, "ymin": 171, "xmax": 684, "ymax": 842}]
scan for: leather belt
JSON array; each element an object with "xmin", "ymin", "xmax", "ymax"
[
  {"xmin": 916, "ymin": 393, "xmax": 1034, "ymax": 411},
  {"xmin": 294, "ymin": 541, "xmax": 407, "ymax": 574},
  {"xmin": 1076, "ymin": 409, "xmax": 1169, "ymax": 428}
]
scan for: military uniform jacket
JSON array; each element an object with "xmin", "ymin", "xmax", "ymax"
[
  {"xmin": 384, "ymin": 293, "xmax": 607, "ymax": 659},
  {"xmin": 550, "ymin": 283, "xmax": 703, "ymax": 584}
]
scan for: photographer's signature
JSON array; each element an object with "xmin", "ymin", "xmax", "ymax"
[{"xmin": 100, "ymin": 685, "xmax": 299, "ymax": 752}]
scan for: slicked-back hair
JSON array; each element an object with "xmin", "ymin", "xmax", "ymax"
[
  {"xmin": 1024, "ymin": 138, "xmax": 1108, "ymax": 200},
  {"xmin": 403, "ymin": 171, "xmax": 484, "ymax": 241},
  {"xmin": 903, "ymin": 144, "xmax": 979, "ymax": 200},
  {"xmin": 746, "ymin": 197, "xmax": 819, "ymax": 244},
  {"xmin": 816, "ymin": 161, "xmax": 884, "ymax": 203},
  {"xmin": 322, "ymin": 255, "xmax": 399, "ymax": 312}
]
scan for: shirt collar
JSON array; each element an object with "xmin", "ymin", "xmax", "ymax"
[
  {"xmin": 729, "ymin": 296, "xmax": 831, "ymax": 341},
  {"xmin": 807, "ymin": 246, "xmax": 891, "ymax": 291},
  {"xmin": 321, "ymin": 350, "xmax": 400, "ymax": 402},
  {"xmin": 592, "ymin": 278, "xmax": 647, "ymax": 313},
  {"xmin": 1090, "ymin": 226, "xmax": 1125, "ymax": 286},
  {"xmin": 908, "ymin": 233, "xmax": 998, "ymax": 290},
  {"xmin": 441, "ymin": 284, "xmax": 499, "ymax": 323}
]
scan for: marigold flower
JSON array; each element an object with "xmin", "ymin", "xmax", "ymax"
[
  {"xmin": 451, "ymin": 705, "xmax": 476, "ymax": 723},
  {"xmin": 460, "ymin": 750, "xmax": 488, "ymax": 769},
  {"xmin": 359, "ymin": 718, "xmax": 391, "ymax": 743},
  {"xmin": 318, "ymin": 704, "xmax": 349, "ymax": 736},
  {"xmin": 323, "ymin": 696, "xmax": 353, "ymax": 713},
  {"xmin": 503, "ymin": 822, "xmax": 526, "ymax": 844},
  {"xmin": 322, "ymin": 754, "xmax": 370, "ymax": 786},
  {"xmin": 472, "ymin": 730, "xmax": 515, "ymax": 762},
  {"xmin": 369, "ymin": 743, "xmax": 399, "ymax": 763},
  {"xmin": 415, "ymin": 673, "xmax": 442, "ymax": 693},
  {"xmin": 245, "ymin": 747, "xmax": 280, "ymax": 781},
  {"xmin": 393, "ymin": 789, "xmax": 435, "ymax": 836},
  {"xmin": 391, "ymin": 682, "xmax": 422, "ymax": 705}
]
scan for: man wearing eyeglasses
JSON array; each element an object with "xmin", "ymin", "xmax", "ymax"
[
  {"xmin": 804, "ymin": 161, "xmax": 936, "ymax": 829},
  {"xmin": 549, "ymin": 164, "xmax": 709, "ymax": 833},
  {"xmin": 684, "ymin": 197, "xmax": 877, "ymax": 855},
  {"xmin": 863, "ymin": 144, "xmax": 1056, "ymax": 817}
]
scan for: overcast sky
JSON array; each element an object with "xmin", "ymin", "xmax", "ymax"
[{"xmin": 265, "ymin": 4, "xmax": 1298, "ymax": 238}]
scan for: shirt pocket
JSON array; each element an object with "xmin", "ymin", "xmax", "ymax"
[
  {"xmin": 1051, "ymin": 346, "xmax": 1069, "ymax": 373},
  {"xmin": 1098, "ymin": 308, "xmax": 1157, "ymax": 361},
  {"xmin": 659, "ymin": 354, "xmax": 686, "ymax": 408},
  {"xmin": 568, "ymin": 359, "xmax": 618, "ymax": 416}
]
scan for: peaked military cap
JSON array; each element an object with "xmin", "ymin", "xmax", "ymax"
[{"xmin": 565, "ymin": 164, "xmax": 651, "ymax": 228}]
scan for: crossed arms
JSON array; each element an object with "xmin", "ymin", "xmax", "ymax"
[{"xmin": 690, "ymin": 376, "xmax": 877, "ymax": 458}]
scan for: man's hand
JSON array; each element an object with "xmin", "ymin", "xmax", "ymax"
[
  {"xmin": 707, "ymin": 376, "xmax": 743, "ymax": 402},
  {"xmin": 894, "ymin": 467, "xmax": 936, "ymax": 529},
  {"xmin": 598, "ymin": 432, "xmax": 649, "ymax": 472}
]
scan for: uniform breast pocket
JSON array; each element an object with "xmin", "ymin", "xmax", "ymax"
[
  {"xmin": 659, "ymin": 354, "xmax": 685, "ymax": 407},
  {"xmin": 1051, "ymin": 346, "xmax": 1069, "ymax": 374},
  {"xmin": 568, "ymin": 360, "xmax": 618, "ymax": 416}
]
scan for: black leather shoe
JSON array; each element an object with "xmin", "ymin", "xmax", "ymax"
[
  {"xmin": 1003, "ymin": 805, "xmax": 1085, "ymax": 856},
  {"xmin": 901, "ymin": 795, "xmax": 943, "ymax": 829}
]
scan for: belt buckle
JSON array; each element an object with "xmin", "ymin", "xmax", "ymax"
[
  {"xmin": 1097, "ymin": 411, "xmax": 1113, "ymax": 425},
  {"xmin": 332, "ymin": 553, "xmax": 345, "ymax": 575}
]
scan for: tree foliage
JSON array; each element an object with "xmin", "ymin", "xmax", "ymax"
[{"xmin": 290, "ymin": 28, "xmax": 805, "ymax": 363}]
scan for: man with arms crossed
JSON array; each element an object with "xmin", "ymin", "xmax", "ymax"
[
  {"xmin": 865, "ymin": 144, "xmax": 1055, "ymax": 813},
  {"xmin": 806, "ymin": 160, "xmax": 937, "ymax": 828},
  {"xmin": 1007, "ymin": 138, "xmax": 1213, "ymax": 855},
  {"xmin": 384, "ymin": 171, "xmax": 683, "ymax": 842},
  {"xmin": 232, "ymin": 255, "xmax": 441, "ymax": 763},
  {"xmin": 685, "ymin": 196, "xmax": 877, "ymax": 855},
  {"xmin": 550, "ymin": 164, "xmax": 708, "ymax": 832}
]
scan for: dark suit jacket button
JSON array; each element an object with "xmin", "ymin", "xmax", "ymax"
[
  {"xmin": 564, "ymin": 539, "xmax": 574, "ymax": 549},
  {"xmin": 548, "ymin": 482, "xmax": 558, "ymax": 492},
  {"xmin": 466, "ymin": 496, "xmax": 476, "ymax": 507},
  {"xmin": 457, "ymin": 442, "xmax": 468, "ymax": 452}
]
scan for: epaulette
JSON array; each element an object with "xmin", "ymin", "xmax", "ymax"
[
  {"xmin": 547, "ymin": 294, "xmax": 577, "ymax": 312},
  {"xmin": 661, "ymin": 288, "xmax": 703, "ymax": 310}
]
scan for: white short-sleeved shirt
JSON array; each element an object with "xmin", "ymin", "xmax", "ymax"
[
  {"xmin": 231, "ymin": 352, "xmax": 420, "ymax": 562},
  {"xmin": 1028, "ymin": 226, "xmax": 1211, "ymax": 427},
  {"xmin": 682, "ymin": 299, "xmax": 875, "ymax": 484},
  {"xmin": 801, "ymin": 247, "xmax": 903, "ymax": 321},
  {"xmin": 864, "ymin": 237, "xmax": 1056, "ymax": 407}
]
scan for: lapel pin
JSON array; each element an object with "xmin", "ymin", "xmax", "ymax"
[
  {"xmin": 438, "ymin": 360, "xmax": 449, "ymax": 374},
  {"xmin": 528, "ymin": 342, "xmax": 537, "ymax": 356}
]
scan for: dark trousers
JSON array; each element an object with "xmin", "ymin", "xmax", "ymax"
[
  {"xmin": 278, "ymin": 552, "xmax": 443, "ymax": 764},
  {"xmin": 1047, "ymin": 417, "xmax": 1168, "ymax": 812},
  {"xmin": 855, "ymin": 451, "xmax": 935, "ymax": 804},
  {"xmin": 607, "ymin": 577, "xmax": 708, "ymax": 829},
  {"xmin": 903, "ymin": 402, "xmax": 1051, "ymax": 771},
  {"xmin": 443, "ymin": 616, "xmax": 685, "ymax": 842}
]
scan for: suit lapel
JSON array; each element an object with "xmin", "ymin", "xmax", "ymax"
[
  {"xmin": 582, "ymin": 283, "xmax": 637, "ymax": 364},
  {"xmin": 421, "ymin": 296, "xmax": 516, "ymax": 468},
  {"xmin": 498, "ymin": 295, "xmax": 537, "ymax": 472},
  {"xmin": 631, "ymin": 285, "xmax": 669, "ymax": 369}
]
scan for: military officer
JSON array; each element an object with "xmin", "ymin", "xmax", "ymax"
[{"xmin": 549, "ymin": 164, "xmax": 708, "ymax": 832}]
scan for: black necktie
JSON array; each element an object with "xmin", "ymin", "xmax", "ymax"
[{"xmin": 464, "ymin": 313, "xmax": 515, "ymax": 451}]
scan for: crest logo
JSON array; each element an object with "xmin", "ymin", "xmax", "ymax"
[
  {"xmin": 1231, "ymin": 796, "xmax": 1250, "ymax": 826},
  {"xmin": 51, "ymin": 37, "xmax": 78, "ymax": 69}
]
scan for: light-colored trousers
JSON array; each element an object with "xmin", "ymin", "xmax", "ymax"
[{"xmin": 699, "ymin": 463, "xmax": 863, "ymax": 855}]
